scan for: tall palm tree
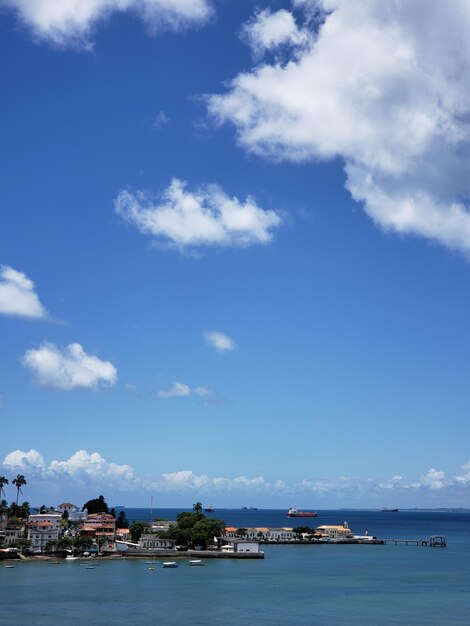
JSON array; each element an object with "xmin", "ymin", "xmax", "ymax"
[
  {"xmin": 193, "ymin": 502, "xmax": 202, "ymax": 518},
  {"xmin": 12, "ymin": 474, "xmax": 26, "ymax": 505},
  {"xmin": 0, "ymin": 476, "xmax": 8, "ymax": 499}
]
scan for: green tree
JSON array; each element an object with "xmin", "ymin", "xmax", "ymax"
[
  {"xmin": 73, "ymin": 536, "xmax": 93, "ymax": 551},
  {"xmin": 162, "ymin": 513, "xmax": 225, "ymax": 549},
  {"xmin": 56, "ymin": 536, "xmax": 73, "ymax": 551},
  {"xmin": 236, "ymin": 528, "xmax": 247, "ymax": 538},
  {"xmin": 0, "ymin": 476, "xmax": 9, "ymax": 499},
  {"xmin": 82, "ymin": 495, "xmax": 109, "ymax": 514},
  {"xmin": 193, "ymin": 502, "xmax": 203, "ymax": 518},
  {"xmin": 0, "ymin": 499, "xmax": 8, "ymax": 517},
  {"xmin": 10, "ymin": 538, "xmax": 31, "ymax": 553},
  {"xmin": 116, "ymin": 510, "xmax": 129, "ymax": 528},
  {"xmin": 8, "ymin": 501, "xmax": 30, "ymax": 520},
  {"xmin": 129, "ymin": 521, "xmax": 150, "ymax": 543},
  {"xmin": 12, "ymin": 474, "xmax": 26, "ymax": 505}
]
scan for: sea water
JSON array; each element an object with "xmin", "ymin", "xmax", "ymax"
[{"xmin": 2, "ymin": 510, "xmax": 470, "ymax": 626}]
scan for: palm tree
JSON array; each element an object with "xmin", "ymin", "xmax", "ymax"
[
  {"xmin": 12, "ymin": 474, "xmax": 26, "ymax": 505},
  {"xmin": 193, "ymin": 502, "xmax": 202, "ymax": 518},
  {"xmin": 0, "ymin": 476, "xmax": 8, "ymax": 499}
]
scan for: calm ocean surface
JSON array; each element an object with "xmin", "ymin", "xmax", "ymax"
[{"xmin": 2, "ymin": 509, "xmax": 470, "ymax": 626}]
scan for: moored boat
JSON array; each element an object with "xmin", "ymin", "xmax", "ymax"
[
  {"xmin": 287, "ymin": 507, "xmax": 318, "ymax": 518},
  {"xmin": 189, "ymin": 559, "xmax": 204, "ymax": 566},
  {"xmin": 162, "ymin": 561, "xmax": 178, "ymax": 568}
]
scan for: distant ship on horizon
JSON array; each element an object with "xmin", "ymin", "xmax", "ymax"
[
  {"xmin": 381, "ymin": 508, "xmax": 399, "ymax": 512},
  {"xmin": 287, "ymin": 507, "xmax": 318, "ymax": 518}
]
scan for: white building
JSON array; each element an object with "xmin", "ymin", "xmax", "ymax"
[
  {"xmin": 219, "ymin": 538, "xmax": 261, "ymax": 553},
  {"xmin": 56, "ymin": 503, "xmax": 88, "ymax": 523},
  {"xmin": 224, "ymin": 527, "xmax": 296, "ymax": 541},
  {"xmin": 138, "ymin": 534, "xmax": 175, "ymax": 549},
  {"xmin": 27, "ymin": 521, "xmax": 60, "ymax": 552}
]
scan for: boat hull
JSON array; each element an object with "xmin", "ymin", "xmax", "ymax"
[{"xmin": 287, "ymin": 512, "xmax": 318, "ymax": 518}]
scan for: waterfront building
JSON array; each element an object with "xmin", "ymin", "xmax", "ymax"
[
  {"xmin": 316, "ymin": 524, "xmax": 353, "ymax": 540},
  {"xmin": 3, "ymin": 523, "xmax": 23, "ymax": 545},
  {"xmin": 28, "ymin": 513, "xmax": 62, "ymax": 530},
  {"xmin": 79, "ymin": 513, "xmax": 115, "ymax": 538},
  {"xmin": 27, "ymin": 520, "xmax": 60, "ymax": 552},
  {"xmin": 138, "ymin": 534, "xmax": 175, "ymax": 549},
  {"xmin": 218, "ymin": 538, "xmax": 262, "ymax": 553},
  {"xmin": 224, "ymin": 527, "xmax": 296, "ymax": 541}
]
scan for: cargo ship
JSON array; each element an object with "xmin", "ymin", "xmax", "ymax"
[{"xmin": 287, "ymin": 507, "xmax": 318, "ymax": 518}]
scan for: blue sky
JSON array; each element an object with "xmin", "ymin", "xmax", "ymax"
[{"xmin": 1, "ymin": 0, "xmax": 470, "ymax": 509}]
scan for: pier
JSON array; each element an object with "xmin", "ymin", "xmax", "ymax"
[{"xmin": 382, "ymin": 535, "xmax": 446, "ymax": 547}]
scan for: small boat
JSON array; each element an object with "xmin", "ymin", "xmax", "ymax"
[
  {"xmin": 381, "ymin": 508, "xmax": 399, "ymax": 512},
  {"xmin": 145, "ymin": 561, "xmax": 158, "ymax": 564},
  {"xmin": 4, "ymin": 565, "xmax": 15, "ymax": 568},
  {"xmin": 162, "ymin": 561, "xmax": 178, "ymax": 568},
  {"xmin": 189, "ymin": 560, "xmax": 204, "ymax": 566},
  {"xmin": 204, "ymin": 505, "xmax": 214, "ymax": 512},
  {"xmin": 287, "ymin": 507, "xmax": 317, "ymax": 518},
  {"xmin": 147, "ymin": 567, "xmax": 155, "ymax": 570},
  {"xmin": 50, "ymin": 561, "xmax": 61, "ymax": 564},
  {"xmin": 250, "ymin": 507, "xmax": 258, "ymax": 510},
  {"xmin": 85, "ymin": 566, "xmax": 96, "ymax": 570},
  {"xmin": 241, "ymin": 507, "xmax": 248, "ymax": 510}
]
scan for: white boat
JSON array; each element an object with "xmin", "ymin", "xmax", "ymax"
[
  {"xmin": 189, "ymin": 560, "xmax": 204, "ymax": 566},
  {"xmin": 162, "ymin": 561, "xmax": 178, "ymax": 568}
]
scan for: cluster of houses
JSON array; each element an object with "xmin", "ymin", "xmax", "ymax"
[
  {"xmin": 0, "ymin": 502, "xmax": 131, "ymax": 553},
  {"xmin": 1, "ymin": 502, "xmax": 363, "ymax": 556}
]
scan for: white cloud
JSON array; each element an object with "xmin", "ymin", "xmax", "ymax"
[
  {"xmin": 1, "ymin": 0, "xmax": 213, "ymax": 47},
  {"xmin": 115, "ymin": 178, "xmax": 281, "ymax": 249},
  {"xmin": 4, "ymin": 448, "xmax": 470, "ymax": 505},
  {"xmin": 157, "ymin": 381, "xmax": 215, "ymax": 400},
  {"xmin": 418, "ymin": 468, "xmax": 446, "ymax": 491},
  {"xmin": 204, "ymin": 330, "xmax": 236, "ymax": 352},
  {"xmin": 0, "ymin": 265, "xmax": 47, "ymax": 319},
  {"xmin": 153, "ymin": 110, "xmax": 170, "ymax": 129},
  {"xmin": 158, "ymin": 381, "xmax": 191, "ymax": 398},
  {"xmin": 22, "ymin": 342, "xmax": 117, "ymax": 390},
  {"xmin": 2, "ymin": 449, "xmax": 136, "ymax": 489},
  {"xmin": 208, "ymin": 0, "xmax": 470, "ymax": 255},
  {"xmin": 3, "ymin": 449, "xmax": 46, "ymax": 472},
  {"xmin": 241, "ymin": 8, "xmax": 309, "ymax": 57}
]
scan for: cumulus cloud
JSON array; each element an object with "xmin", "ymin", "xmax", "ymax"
[
  {"xmin": 157, "ymin": 381, "xmax": 215, "ymax": 400},
  {"xmin": 203, "ymin": 330, "xmax": 236, "ymax": 352},
  {"xmin": 3, "ymin": 448, "xmax": 470, "ymax": 504},
  {"xmin": 240, "ymin": 8, "xmax": 309, "ymax": 57},
  {"xmin": 1, "ymin": 0, "xmax": 213, "ymax": 47},
  {"xmin": 157, "ymin": 470, "xmax": 272, "ymax": 493},
  {"xmin": 22, "ymin": 342, "xmax": 117, "ymax": 390},
  {"xmin": 0, "ymin": 265, "xmax": 47, "ymax": 319},
  {"xmin": 208, "ymin": 0, "xmax": 470, "ymax": 255},
  {"xmin": 3, "ymin": 449, "xmax": 47, "ymax": 472},
  {"xmin": 158, "ymin": 381, "xmax": 191, "ymax": 398},
  {"xmin": 115, "ymin": 178, "xmax": 281, "ymax": 249},
  {"xmin": 2, "ymin": 449, "xmax": 136, "ymax": 489}
]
